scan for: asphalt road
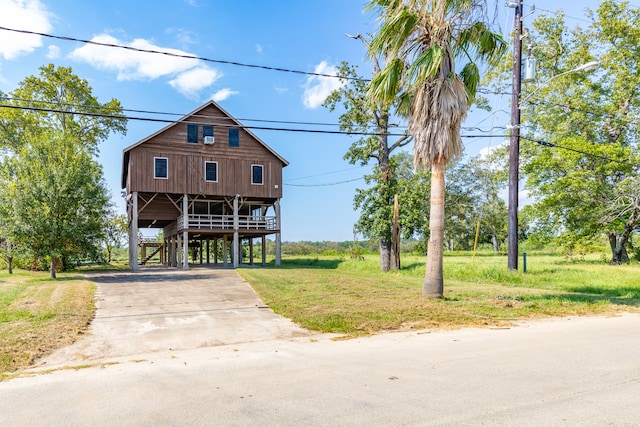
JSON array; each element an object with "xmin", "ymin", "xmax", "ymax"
[{"xmin": 2, "ymin": 313, "xmax": 640, "ymax": 426}]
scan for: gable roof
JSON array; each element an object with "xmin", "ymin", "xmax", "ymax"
[{"xmin": 121, "ymin": 100, "xmax": 288, "ymax": 188}]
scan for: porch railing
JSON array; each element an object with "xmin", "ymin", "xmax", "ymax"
[{"xmin": 177, "ymin": 214, "xmax": 277, "ymax": 231}]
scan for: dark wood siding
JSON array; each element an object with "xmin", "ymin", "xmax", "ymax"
[{"xmin": 125, "ymin": 103, "xmax": 284, "ymax": 199}]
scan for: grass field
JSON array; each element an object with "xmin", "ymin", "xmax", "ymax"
[
  {"xmin": 1, "ymin": 253, "xmax": 638, "ymax": 377},
  {"xmin": 0, "ymin": 271, "xmax": 95, "ymax": 377},
  {"xmin": 239, "ymin": 252, "xmax": 640, "ymax": 335}
]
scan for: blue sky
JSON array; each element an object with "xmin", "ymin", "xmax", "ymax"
[{"xmin": 0, "ymin": 0, "xmax": 605, "ymax": 241}]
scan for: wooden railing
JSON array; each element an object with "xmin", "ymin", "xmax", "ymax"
[{"xmin": 177, "ymin": 214, "xmax": 277, "ymax": 231}]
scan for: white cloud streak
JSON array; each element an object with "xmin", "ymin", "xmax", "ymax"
[
  {"xmin": 46, "ymin": 44, "xmax": 59, "ymax": 59},
  {"xmin": 211, "ymin": 88, "xmax": 239, "ymax": 102},
  {"xmin": 302, "ymin": 61, "xmax": 343, "ymax": 109},
  {"xmin": 0, "ymin": 0, "xmax": 52, "ymax": 60},
  {"xmin": 70, "ymin": 34, "xmax": 199, "ymax": 81},
  {"xmin": 70, "ymin": 33, "xmax": 226, "ymax": 98},
  {"xmin": 169, "ymin": 66, "xmax": 221, "ymax": 98}
]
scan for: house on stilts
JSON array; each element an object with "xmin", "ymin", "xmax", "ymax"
[{"xmin": 121, "ymin": 100, "xmax": 287, "ymax": 270}]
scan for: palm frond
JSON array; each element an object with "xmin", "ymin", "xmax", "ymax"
[
  {"xmin": 366, "ymin": 57, "xmax": 405, "ymax": 105},
  {"xmin": 369, "ymin": 8, "xmax": 419, "ymax": 57},
  {"xmin": 409, "ymin": 46, "xmax": 446, "ymax": 83},
  {"xmin": 459, "ymin": 62, "xmax": 480, "ymax": 104}
]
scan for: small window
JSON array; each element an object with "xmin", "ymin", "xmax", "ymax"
[
  {"xmin": 203, "ymin": 125, "xmax": 214, "ymax": 142},
  {"xmin": 154, "ymin": 157, "xmax": 168, "ymax": 179},
  {"xmin": 205, "ymin": 161, "xmax": 218, "ymax": 182},
  {"xmin": 229, "ymin": 128, "xmax": 239, "ymax": 147},
  {"xmin": 193, "ymin": 202, "xmax": 208, "ymax": 215},
  {"xmin": 251, "ymin": 164, "xmax": 263, "ymax": 185},
  {"xmin": 187, "ymin": 124, "xmax": 198, "ymax": 143}
]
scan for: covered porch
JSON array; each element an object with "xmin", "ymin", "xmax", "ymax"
[{"xmin": 127, "ymin": 192, "xmax": 281, "ymax": 270}]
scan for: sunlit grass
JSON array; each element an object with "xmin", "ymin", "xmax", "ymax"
[
  {"xmin": 0, "ymin": 270, "xmax": 95, "ymax": 378},
  {"xmin": 239, "ymin": 252, "xmax": 639, "ymax": 336}
]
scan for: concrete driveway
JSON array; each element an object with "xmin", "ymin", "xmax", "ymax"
[{"xmin": 39, "ymin": 267, "xmax": 310, "ymax": 367}]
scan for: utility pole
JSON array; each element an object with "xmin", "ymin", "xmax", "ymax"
[{"xmin": 508, "ymin": 0, "xmax": 523, "ymax": 271}]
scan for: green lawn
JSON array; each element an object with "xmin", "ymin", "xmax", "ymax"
[
  {"xmin": 2, "ymin": 253, "xmax": 638, "ymax": 377},
  {"xmin": 0, "ymin": 270, "xmax": 96, "ymax": 378},
  {"xmin": 239, "ymin": 253, "xmax": 640, "ymax": 335}
]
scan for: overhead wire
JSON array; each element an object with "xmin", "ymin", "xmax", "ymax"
[
  {"xmin": 285, "ymin": 166, "xmax": 368, "ymax": 182},
  {"xmin": 3, "ymin": 99, "xmax": 635, "ymax": 166},
  {"xmin": 284, "ymin": 177, "xmax": 365, "ymax": 187},
  {"xmin": 0, "ymin": 26, "xmax": 367, "ymax": 82},
  {"xmin": 0, "ymin": 102, "xmax": 410, "ymax": 137},
  {"xmin": 1, "ymin": 16, "xmax": 636, "ymax": 184},
  {"xmin": 1, "ymin": 96, "xmax": 368, "ymax": 129}
]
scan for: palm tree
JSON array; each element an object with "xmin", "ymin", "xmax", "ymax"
[{"xmin": 365, "ymin": 0, "xmax": 505, "ymax": 297}]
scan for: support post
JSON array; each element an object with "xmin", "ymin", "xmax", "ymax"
[
  {"xmin": 183, "ymin": 194, "xmax": 189, "ymax": 269},
  {"xmin": 171, "ymin": 236, "xmax": 177, "ymax": 267},
  {"xmin": 261, "ymin": 235, "xmax": 267, "ymax": 267},
  {"xmin": 508, "ymin": 0, "xmax": 523, "ymax": 271},
  {"xmin": 223, "ymin": 235, "xmax": 228, "ymax": 267},
  {"xmin": 214, "ymin": 238, "xmax": 219, "ymax": 265},
  {"xmin": 275, "ymin": 199, "xmax": 281, "ymax": 267},
  {"xmin": 129, "ymin": 192, "xmax": 139, "ymax": 271},
  {"xmin": 249, "ymin": 238, "xmax": 254, "ymax": 266},
  {"xmin": 141, "ymin": 243, "xmax": 147, "ymax": 266},
  {"xmin": 233, "ymin": 195, "xmax": 239, "ymax": 268}
]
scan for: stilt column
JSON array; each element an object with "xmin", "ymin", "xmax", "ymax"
[
  {"xmin": 129, "ymin": 192, "xmax": 139, "ymax": 271},
  {"xmin": 275, "ymin": 199, "xmax": 281, "ymax": 267},
  {"xmin": 233, "ymin": 195, "xmax": 239, "ymax": 268},
  {"xmin": 182, "ymin": 194, "xmax": 189, "ymax": 269}
]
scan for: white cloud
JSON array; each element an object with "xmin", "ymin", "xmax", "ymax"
[
  {"xmin": 0, "ymin": 0, "xmax": 52, "ymax": 60},
  {"xmin": 211, "ymin": 88, "xmax": 238, "ymax": 102},
  {"xmin": 69, "ymin": 34, "xmax": 199, "ymax": 81},
  {"xmin": 169, "ymin": 66, "xmax": 221, "ymax": 98},
  {"xmin": 274, "ymin": 85, "xmax": 288, "ymax": 94},
  {"xmin": 478, "ymin": 140, "xmax": 508, "ymax": 160},
  {"xmin": 302, "ymin": 61, "xmax": 343, "ymax": 109},
  {"xmin": 256, "ymin": 44, "xmax": 263, "ymax": 54},
  {"xmin": 46, "ymin": 44, "xmax": 59, "ymax": 59}
]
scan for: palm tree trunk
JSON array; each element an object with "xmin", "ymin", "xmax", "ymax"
[{"xmin": 423, "ymin": 158, "xmax": 445, "ymax": 298}]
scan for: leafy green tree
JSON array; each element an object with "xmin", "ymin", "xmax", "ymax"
[
  {"xmin": 0, "ymin": 136, "xmax": 110, "ymax": 277},
  {"xmin": 324, "ymin": 49, "xmax": 411, "ymax": 271},
  {"xmin": 365, "ymin": 0, "xmax": 506, "ymax": 296},
  {"xmin": 487, "ymin": 2, "xmax": 640, "ymax": 263},
  {"xmin": 0, "ymin": 65, "xmax": 127, "ymax": 277},
  {"xmin": 104, "ymin": 212, "xmax": 128, "ymax": 262}
]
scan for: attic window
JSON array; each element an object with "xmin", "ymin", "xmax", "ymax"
[
  {"xmin": 203, "ymin": 125, "xmax": 214, "ymax": 142},
  {"xmin": 187, "ymin": 124, "xmax": 198, "ymax": 144},
  {"xmin": 229, "ymin": 128, "xmax": 239, "ymax": 147},
  {"xmin": 154, "ymin": 157, "xmax": 168, "ymax": 179}
]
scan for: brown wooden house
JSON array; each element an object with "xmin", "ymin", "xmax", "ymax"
[{"xmin": 121, "ymin": 100, "xmax": 288, "ymax": 270}]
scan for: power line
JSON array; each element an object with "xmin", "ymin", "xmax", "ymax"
[
  {"xmin": 534, "ymin": 7, "xmax": 593, "ymax": 24},
  {"xmin": 0, "ymin": 101, "xmax": 504, "ymax": 138},
  {"xmin": 284, "ymin": 177, "xmax": 364, "ymax": 187},
  {"xmin": 0, "ymin": 103, "xmax": 408, "ymax": 137},
  {"xmin": 2, "ymin": 100, "xmax": 636, "ymax": 166},
  {"xmin": 285, "ymin": 166, "xmax": 368, "ymax": 182},
  {"xmin": 0, "ymin": 26, "xmax": 366, "ymax": 82},
  {"xmin": 520, "ymin": 135, "xmax": 639, "ymax": 167},
  {"xmin": 1, "ymin": 96, "xmax": 359, "ymax": 129}
]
